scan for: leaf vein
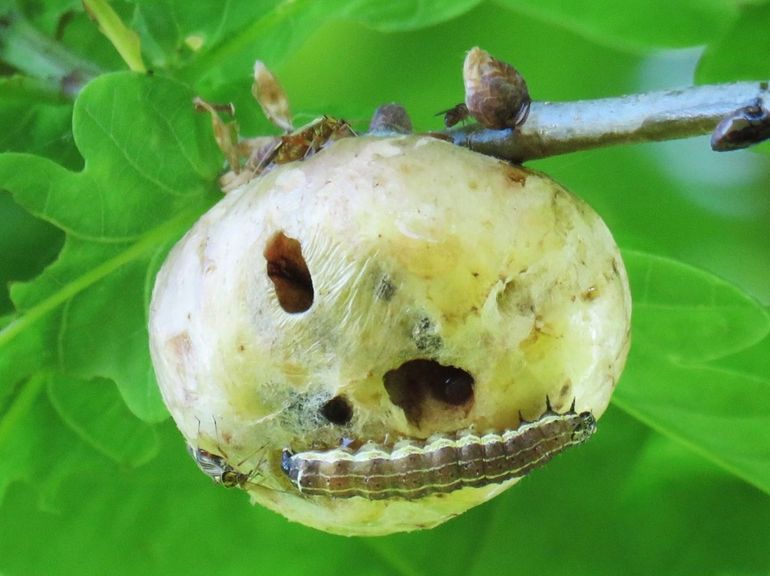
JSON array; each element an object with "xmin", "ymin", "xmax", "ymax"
[{"xmin": 80, "ymin": 106, "xmax": 184, "ymax": 198}]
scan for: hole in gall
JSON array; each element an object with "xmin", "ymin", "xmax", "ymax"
[
  {"xmin": 264, "ymin": 232, "xmax": 314, "ymax": 313},
  {"xmin": 383, "ymin": 359, "xmax": 475, "ymax": 424},
  {"xmin": 321, "ymin": 396, "xmax": 354, "ymax": 425}
]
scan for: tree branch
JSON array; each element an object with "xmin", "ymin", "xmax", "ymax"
[{"xmin": 445, "ymin": 81, "xmax": 770, "ymax": 163}]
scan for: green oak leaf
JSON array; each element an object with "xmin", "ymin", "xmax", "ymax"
[
  {"xmin": 696, "ymin": 3, "xmax": 770, "ymax": 84},
  {"xmin": 495, "ymin": 0, "xmax": 737, "ymax": 52},
  {"xmin": 0, "ymin": 72, "xmax": 221, "ymax": 425},
  {"xmin": 615, "ymin": 250, "xmax": 770, "ymax": 494},
  {"xmin": 0, "ymin": 76, "xmax": 74, "ymax": 314},
  {"xmin": 0, "ymin": 421, "xmax": 393, "ymax": 575},
  {"xmin": 13, "ymin": 0, "xmax": 82, "ymax": 37},
  {"xmin": 446, "ymin": 409, "xmax": 770, "ymax": 576},
  {"xmin": 163, "ymin": 0, "xmax": 339, "ymax": 88},
  {"xmin": 136, "ymin": 0, "xmax": 482, "ymax": 84},
  {"xmin": 0, "ymin": 77, "xmax": 80, "ymax": 166},
  {"xmin": 0, "ymin": 5, "xmax": 108, "ymax": 84},
  {"xmin": 616, "ymin": 352, "xmax": 770, "ymax": 495},
  {"xmin": 47, "ymin": 374, "xmax": 159, "ymax": 466},
  {"xmin": 624, "ymin": 250, "xmax": 770, "ymax": 363},
  {"xmin": 336, "ymin": 0, "xmax": 483, "ymax": 32},
  {"xmin": 0, "ymin": 193, "xmax": 64, "ymax": 315},
  {"xmin": 2, "ymin": 410, "xmax": 768, "ymax": 575},
  {"xmin": 131, "ymin": 0, "xmax": 296, "ymax": 71},
  {"xmin": 0, "ymin": 373, "xmax": 112, "ymax": 508}
]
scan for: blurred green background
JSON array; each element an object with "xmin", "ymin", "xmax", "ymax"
[{"xmin": 1, "ymin": 1, "xmax": 769, "ymax": 575}]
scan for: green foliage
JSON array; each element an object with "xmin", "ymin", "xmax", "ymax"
[
  {"xmin": 617, "ymin": 251, "xmax": 770, "ymax": 494},
  {"xmin": 335, "ymin": 0, "xmax": 484, "ymax": 32},
  {"xmin": 494, "ymin": 0, "xmax": 738, "ymax": 51},
  {"xmin": 697, "ymin": 2, "xmax": 770, "ymax": 83},
  {"xmin": 0, "ymin": 72, "xmax": 222, "ymax": 424},
  {"xmin": 1, "ymin": 1, "xmax": 769, "ymax": 574},
  {"xmin": 625, "ymin": 251, "xmax": 770, "ymax": 363}
]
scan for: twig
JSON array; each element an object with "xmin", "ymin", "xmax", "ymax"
[{"xmin": 445, "ymin": 81, "xmax": 770, "ymax": 163}]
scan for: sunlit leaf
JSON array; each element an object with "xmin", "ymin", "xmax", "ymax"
[
  {"xmin": 696, "ymin": 3, "xmax": 770, "ymax": 83},
  {"xmin": 624, "ymin": 250, "xmax": 770, "ymax": 363},
  {"xmin": 616, "ymin": 251, "xmax": 770, "ymax": 494},
  {"xmin": 0, "ymin": 375, "xmax": 108, "ymax": 508},
  {"xmin": 47, "ymin": 374, "xmax": 159, "ymax": 466},
  {"xmin": 616, "ymin": 351, "xmax": 770, "ymax": 495},
  {"xmin": 338, "ymin": 0, "xmax": 483, "ymax": 32},
  {"xmin": 495, "ymin": 0, "xmax": 737, "ymax": 52},
  {"xmin": 147, "ymin": 0, "xmax": 336, "ymax": 87},
  {"xmin": 0, "ymin": 72, "xmax": 221, "ymax": 421}
]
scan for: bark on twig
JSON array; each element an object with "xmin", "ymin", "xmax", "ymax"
[{"xmin": 445, "ymin": 81, "xmax": 770, "ymax": 163}]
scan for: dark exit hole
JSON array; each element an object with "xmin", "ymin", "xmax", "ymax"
[
  {"xmin": 321, "ymin": 396, "xmax": 354, "ymax": 425},
  {"xmin": 383, "ymin": 359, "xmax": 475, "ymax": 424},
  {"xmin": 264, "ymin": 232, "xmax": 314, "ymax": 313}
]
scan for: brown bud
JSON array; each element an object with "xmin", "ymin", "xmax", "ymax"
[
  {"xmin": 711, "ymin": 99, "xmax": 770, "ymax": 151},
  {"xmin": 193, "ymin": 97, "xmax": 240, "ymax": 173},
  {"xmin": 463, "ymin": 47, "xmax": 530, "ymax": 130},
  {"xmin": 252, "ymin": 61, "xmax": 294, "ymax": 132},
  {"xmin": 369, "ymin": 103, "xmax": 413, "ymax": 134}
]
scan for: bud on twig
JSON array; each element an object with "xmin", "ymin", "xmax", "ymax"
[
  {"xmin": 463, "ymin": 46, "xmax": 530, "ymax": 130},
  {"xmin": 252, "ymin": 60, "xmax": 294, "ymax": 132},
  {"xmin": 710, "ymin": 98, "xmax": 770, "ymax": 151},
  {"xmin": 446, "ymin": 80, "xmax": 770, "ymax": 163}
]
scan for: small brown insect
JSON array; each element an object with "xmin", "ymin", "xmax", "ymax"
[
  {"xmin": 187, "ymin": 445, "xmax": 251, "ymax": 488},
  {"xmin": 274, "ymin": 116, "xmax": 355, "ymax": 164},
  {"xmin": 203, "ymin": 60, "xmax": 360, "ymax": 190},
  {"xmin": 438, "ymin": 103, "xmax": 470, "ymax": 128},
  {"xmin": 281, "ymin": 402, "xmax": 595, "ymax": 500},
  {"xmin": 248, "ymin": 116, "xmax": 355, "ymax": 174},
  {"xmin": 250, "ymin": 60, "xmax": 355, "ymax": 168}
]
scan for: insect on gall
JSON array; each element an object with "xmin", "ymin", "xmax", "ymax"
[{"xmin": 281, "ymin": 403, "xmax": 596, "ymax": 500}]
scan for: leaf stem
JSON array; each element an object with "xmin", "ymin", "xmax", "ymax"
[
  {"xmin": 0, "ymin": 372, "xmax": 46, "ymax": 447},
  {"xmin": 82, "ymin": 0, "xmax": 146, "ymax": 73},
  {"xmin": 0, "ymin": 207, "xmax": 203, "ymax": 352},
  {"xmin": 445, "ymin": 81, "xmax": 770, "ymax": 163}
]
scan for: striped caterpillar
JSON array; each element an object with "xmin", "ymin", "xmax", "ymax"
[{"xmin": 281, "ymin": 406, "xmax": 596, "ymax": 500}]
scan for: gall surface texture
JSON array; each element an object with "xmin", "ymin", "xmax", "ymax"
[{"xmin": 149, "ymin": 135, "xmax": 631, "ymax": 535}]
